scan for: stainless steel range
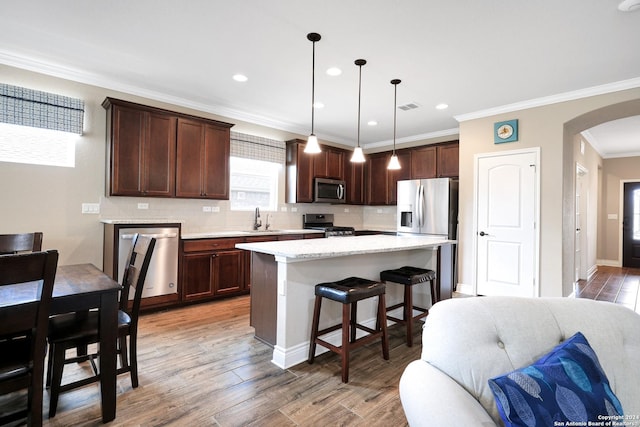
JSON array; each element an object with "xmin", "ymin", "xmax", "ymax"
[{"xmin": 302, "ymin": 213, "xmax": 355, "ymax": 237}]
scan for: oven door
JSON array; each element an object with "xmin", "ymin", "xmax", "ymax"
[{"xmin": 314, "ymin": 178, "xmax": 346, "ymax": 203}]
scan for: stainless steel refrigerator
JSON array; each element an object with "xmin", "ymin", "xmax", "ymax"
[{"xmin": 397, "ymin": 178, "xmax": 458, "ymax": 239}]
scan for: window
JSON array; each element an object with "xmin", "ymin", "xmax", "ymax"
[
  {"xmin": 0, "ymin": 84, "xmax": 84, "ymax": 168},
  {"xmin": 230, "ymin": 157, "xmax": 280, "ymax": 211},
  {"xmin": 0, "ymin": 122, "xmax": 77, "ymax": 167},
  {"xmin": 229, "ymin": 132, "xmax": 285, "ymax": 211}
]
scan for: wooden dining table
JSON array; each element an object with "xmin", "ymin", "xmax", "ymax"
[
  {"xmin": 51, "ymin": 264, "xmax": 121, "ymax": 423},
  {"xmin": 0, "ymin": 263, "xmax": 121, "ymax": 423}
]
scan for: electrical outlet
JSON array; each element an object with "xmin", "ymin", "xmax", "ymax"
[
  {"xmin": 202, "ymin": 206, "xmax": 212, "ymax": 212},
  {"xmin": 291, "ymin": 207, "xmax": 298, "ymax": 212},
  {"xmin": 344, "ymin": 208, "xmax": 350, "ymax": 213},
  {"xmin": 137, "ymin": 203, "xmax": 149, "ymax": 210},
  {"xmin": 280, "ymin": 206, "xmax": 288, "ymax": 212},
  {"xmin": 81, "ymin": 203, "xmax": 100, "ymax": 214},
  {"xmin": 211, "ymin": 206, "xmax": 220, "ymax": 212}
]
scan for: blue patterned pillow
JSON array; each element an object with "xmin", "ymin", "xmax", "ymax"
[{"xmin": 488, "ymin": 332, "xmax": 623, "ymax": 427}]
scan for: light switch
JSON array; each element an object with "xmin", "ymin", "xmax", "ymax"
[
  {"xmin": 81, "ymin": 203, "xmax": 100, "ymax": 214},
  {"xmin": 137, "ymin": 203, "xmax": 149, "ymax": 210}
]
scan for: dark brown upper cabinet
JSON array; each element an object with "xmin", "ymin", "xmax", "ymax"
[
  {"xmin": 104, "ymin": 99, "xmax": 177, "ymax": 197},
  {"xmin": 344, "ymin": 159, "xmax": 364, "ymax": 205},
  {"xmin": 315, "ymin": 146, "xmax": 345, "ymax": 180},
  {"xmin": 365, "ymin": 152, "xmax": 391, "ymax": 205},
  {"xmin": 365, "ymin": 150, "xmax": 411, "ymax": 205},
  {"xmin": 286, "ymin": 139, "xmax": 315, "ymax": 203},
  {"xmin": 410, "ymin": 146, "xmax": 437, "ymax": 179},
  {"xmin": 286, "ymin": 140, "xmax": 347, "ymax": 203},
  {"xmin": 436, "ymin": 142, "xmax": 459, "ymax": 178},
  {"xmin": 176, "ymin": 118, "xmax": 232, "ymax": 199},
  {"xmin": 387, "ymin": 150, "xmax": 412, "ymax": 205},
  {"xmin": 103, "ymin": 98, "xmax": 233, "ymax": 200},
  {"xmin": 410, "ymin": 141, "xmax": 459, "ymax": 179}
]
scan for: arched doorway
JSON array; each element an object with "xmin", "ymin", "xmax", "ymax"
[{"xmin": 562, "ymin": 99, "xmax": 640, "ymax": 295}]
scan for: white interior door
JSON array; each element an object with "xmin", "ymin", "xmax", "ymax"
[
  {"xmin": 575, "ymin": 164, "xmax": 588, "ymax": 282},
  {"xmin": 476, "ymin": 149, "xmax": 539, "ymax": 297}
]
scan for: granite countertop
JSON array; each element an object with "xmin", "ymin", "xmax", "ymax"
[
  {"xmin": 100, "ymin": 219, "xmax": 185, "ymax": 225},
  {"xmin": 236, "ymin": 234, "xmax": 455, "ymax": 261},
  {"xmin": 181, "ymin": 229, "xmax": 324, "ymax": 239}
]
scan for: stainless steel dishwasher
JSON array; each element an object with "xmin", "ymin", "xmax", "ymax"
[{"xmin": 117, "ymin": 226, "xmax": 179, "ymax": 299}]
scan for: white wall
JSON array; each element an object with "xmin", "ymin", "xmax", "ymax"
[
  {"xmin": 0, "ymin": 64, "xmax": 402, "ymax": 267},
  {"xmin": 458, "ymin": 88, "xmax": 640, "ymax": 297}
]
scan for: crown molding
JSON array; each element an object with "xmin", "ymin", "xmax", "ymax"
[
  {"xmin": 581, "ymin": 129, "xmax": 640, "ymax": 159},
  {"xmin": 0, "ymin": 50, "xmax": 307, "ymax": 136},
  {"xmin": 364, "ymin": 128, "xmax": 459, "ymax": 150},
  {"xmin": 454, "ymin": 77, "xmax": 640, "ymax": 123},
  {"xmin": 3, "ymin": 50, "xmax": 637, "ymax": 150}
]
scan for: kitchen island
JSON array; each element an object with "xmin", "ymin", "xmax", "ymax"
[{"xmin": 236, "ymin": 234, "xmax": 455, "ymax": 369}]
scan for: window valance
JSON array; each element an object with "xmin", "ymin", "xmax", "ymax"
[
  {"xmin": 0, "ymin": 83, "xmax": 84, "ymax": 135},
  {"xmin": 230, "ymin": 131, "xmax": 285, "ymax": 164}
]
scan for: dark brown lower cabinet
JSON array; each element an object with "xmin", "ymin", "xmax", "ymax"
[
  {"xmin": 181, "ymin": 238, "xmax": 247, "ymax": 302},
  {"xmin": 181, "ymin": 233, "xmax": 323, "ymax": 305},
  {"xmin": 182, "ymin": 253, "xmax": 216, "ymax": 301}
]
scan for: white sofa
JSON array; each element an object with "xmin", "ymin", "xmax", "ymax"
[{"xmin": 399, "ymin": 297, "xmax": 640, "ymax": 427}]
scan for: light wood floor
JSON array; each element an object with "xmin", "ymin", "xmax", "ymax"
[
  {"xmin": 3, "ymin": 296, "xmax": 420, "ymax": 426},
  {"xmin": 3, "ymin": 266, "xmax": 638, "ymax": 426}
]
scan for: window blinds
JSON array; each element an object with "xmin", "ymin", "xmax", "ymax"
[
  {"xmin": 230, "ymin": 131, "xmax": 285, "ymax": 164},
  {"xmin": 0, "ymin": 83, "xmax": 85, "ymax": 135}
]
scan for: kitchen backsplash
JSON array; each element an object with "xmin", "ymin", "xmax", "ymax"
[{"xmin": 99, "ymin": 196, "xmax": 396, "ymax": 234}]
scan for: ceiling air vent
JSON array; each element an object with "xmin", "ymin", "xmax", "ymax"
[{"xmin": 398, "ymin": 102, "xmax": 420, "ymax": 111}]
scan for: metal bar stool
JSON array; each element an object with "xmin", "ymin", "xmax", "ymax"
[
  {"xmin": 308, "ymin": 277, "xmax": 389, "ymax": 383},
  {"xmin": 380, "ymin": 266, "xmax": 437, "ymax": 347}
]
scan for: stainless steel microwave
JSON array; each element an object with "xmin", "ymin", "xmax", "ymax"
[{"xmin": 314, "ymin": 178, "xmax": 346, "ymax": 203}]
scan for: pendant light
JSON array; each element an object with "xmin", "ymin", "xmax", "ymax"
[
  {"xmin": 350, "ymin": 59, "xmax": 366, "ymax": 163},
  {"xmin": 304, "ymin": 32, "xmax": 322, "ymax": 154},
  {"xmin": 387, "ymin": 79, "xmax": 402, "ymax": 170}
]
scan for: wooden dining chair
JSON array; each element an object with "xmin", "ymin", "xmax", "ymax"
[
  {"xmin": 0, "ymin": 232, "xmax": 43, "ymax": 255},
  {"xmin": 46, "ymin": 235, "xmax": 155, "ymax": 417},
  {"xmin": 0, "ymin": 250, "xmax": 59, "ymax": 426}
]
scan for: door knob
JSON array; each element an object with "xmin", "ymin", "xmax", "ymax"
[{"xmin": 479, "ymin": 231, "xmax": 489, "ymax": 236}]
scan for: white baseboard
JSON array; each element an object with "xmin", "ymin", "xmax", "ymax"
[
  {"xmin": 455, "ymin": 282, "xmax": 475, "ymax": 296},
  {"xmin": 271, "ymin": 316, "xmax": 394, "ymax": 369},
  {"xmin": 597, "ymin": 259, "xmax": 621, "ymax": 267},
  {"xmin": 587, "ymin": 264, "xmax": 598, "ymax": 281}
]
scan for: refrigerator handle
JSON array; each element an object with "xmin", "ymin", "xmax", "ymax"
[
  {"xmin": 415, "ymin": 185, "xmax": 421, "ymax": 228},
  {"xmin": 418, "ymin": 184, "xmax": 425, "ymax": 228}
]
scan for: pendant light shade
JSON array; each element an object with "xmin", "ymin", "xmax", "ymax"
[
  {"xmin": 387, "ymin": 79, "xmax": 402, "ymax": 170},
  {"xmin": 304, "ymin": 32, "xmax": 322, "ymax": 154},
  {"xmin": 387, "ymin": 153, "xmax": 401, "ymax": 170},
  {"xmin": 351, "ymin": 59, "xmax": 367, "ymax": 163},
  {"xmin": 351, "ymin": 146, "xmax": 365, "ymax": 163}
]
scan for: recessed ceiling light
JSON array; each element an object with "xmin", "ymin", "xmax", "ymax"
[
  {"xmin": 232, "ymin": 74, "xmax": 248, "ymax": 82},
  {"xmin": 326, "ymin": 67, "xmax": 342, "ymax": 76},
  {"xmin": 313, "ymin": 102, "xmax": 324, "ymax": 109},
  {"xmin": 435, "ymin": 103, "xmax": 449, "ymax": 110},
  {"xmin": 367, "ymin": 120, "xmax": 378, "ymax": 126}
]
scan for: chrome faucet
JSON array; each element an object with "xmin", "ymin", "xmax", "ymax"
[{"xmin": 253, "ymin": 207, "xmax": 262, "ymax": 230}]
